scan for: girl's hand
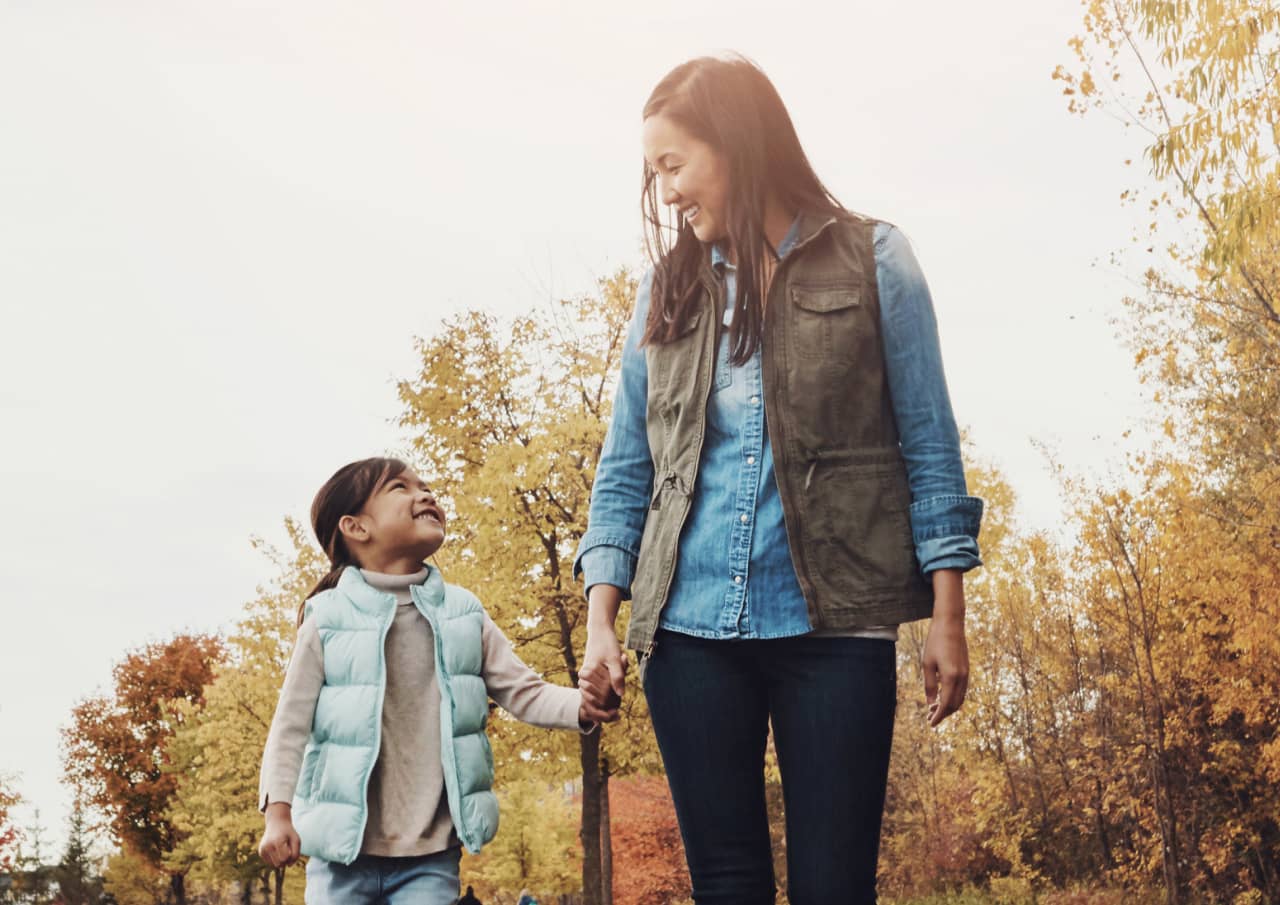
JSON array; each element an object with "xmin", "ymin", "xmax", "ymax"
[
  {"xmin": 923, "ymin": 570, "xmax": 969, "ymax": 728},
  {"xmin": 258, "ymin": 802, "xmax": 301, "ymax": 868},
  {"xmin": 578, "ymin": 666, "xmax": 621, "ymax": 724},
  {"xmin": 578, "ymin": 688, "xmax": 620, "ymax": 727}
]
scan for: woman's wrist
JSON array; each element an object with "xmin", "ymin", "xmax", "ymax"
[
  {"xmin": 930, "ymin": 569, "xmax": 966, "ymax": 622},
  {"xmin": 586, "ymin": 584, "xmax": 623, "ymax": 632}
]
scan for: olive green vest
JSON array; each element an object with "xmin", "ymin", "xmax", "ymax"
[{"xmin": 625, "ymin": 212, "xmax": 934, "ymax": 656}]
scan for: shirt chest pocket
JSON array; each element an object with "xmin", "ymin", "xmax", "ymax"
[{"xmin": 714, "ymin": 330, "xmax": 733, "ymax": 391}]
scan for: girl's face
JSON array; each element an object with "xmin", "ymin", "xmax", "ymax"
[
  {"xmin": 642, "ymin": 113, "xmax": 731, "ymax": 244},
  {"xmin": 344, "ymin": 467, "xmax": 446, "ymax": 566}
]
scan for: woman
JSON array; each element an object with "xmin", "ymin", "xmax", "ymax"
[{"xmin": 576, "ymin": 55, "xmax": 983, "ymax": 904}]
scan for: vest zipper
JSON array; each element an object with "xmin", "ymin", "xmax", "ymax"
[
  {"xmin": 643, "ymin": 274, "xmax": 721, "ymax": 656},
  {"xmin": 351, "ymin": 596, "xmax": 395, "ymax": 861},
  {"xmin": 649, "ymin": 472, "xmax": 678, "ymax": 510}
]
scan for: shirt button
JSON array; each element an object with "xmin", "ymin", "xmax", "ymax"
[
  {"xmin": 747, "ymin": 456, "xmax": 756, "ymax": 465},
  {"xmin": 750, "ymin": 396, "xmax": 760, "ymax": 405},
  {"xmin": 739, "ymin": 514, "xmax": 749, "ymax": 523},
  {"xmin": 733, "ymin": 575, "xmax": 742, "ymax": 584}
]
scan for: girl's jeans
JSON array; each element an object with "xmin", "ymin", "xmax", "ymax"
[
  {"xmin": 643, "ymin": 630, "xmax": 897, "ymax": 905},
  {"xmin": 305, "ymin": 847, "xmax": 461, "ymax": 904}
]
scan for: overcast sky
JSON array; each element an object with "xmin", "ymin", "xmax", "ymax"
[{"xmin": 1, "ymin": 0, "xmax": 1155, "ymax": 852}]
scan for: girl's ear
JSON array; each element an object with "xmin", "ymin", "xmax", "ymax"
[{"xmin": 338, "ymin": 514, "xmax": 369, "ymax": 545}]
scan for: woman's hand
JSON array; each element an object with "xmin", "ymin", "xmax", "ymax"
[
  {"xmin": 922, "ymin": 569, "xmax": 969, "ymax": 727},
  {"xmin": 579, "ymin": 585, "xmax": 628, "ymax": 711},
  {"xmin": 258, "ymin": 802, "xmax": 301, "ymax": 868}
]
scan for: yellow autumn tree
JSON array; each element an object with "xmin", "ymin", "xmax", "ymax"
[
  {"xmin": 459, "ymin": 778, "xmax": 580, "ymax": 902},
  {"xmin": 1053, "ymin": 4, "xmax": 1280, "ymax": 902},
  {"xmin": 396, "ymin": 269, "xmax": 664, "ymax": 905},
  {"xmin": 880, "ymin": 454, "xmax": 1111, "ymax": 901},
  {"xmin": 101, "ymin": 848, "xmax": 171, "ymax": 905}
]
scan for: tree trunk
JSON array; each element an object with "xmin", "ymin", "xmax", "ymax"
[
  {"xmin": 579, "ymin": 729, "xmax": 604, "ymax": 905},
  {"xmin": 600, "ymin": 757, "xmax": 613, "ymax": 905},
  {"xmin": 274, "ymin": 866, "xmax": 286, "ymax": 905},
  {"xmin": 170, "ymin": 871, "xmax": 185, "ymax": 905}
]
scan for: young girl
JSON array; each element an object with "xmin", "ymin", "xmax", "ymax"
[
  {"xmin": 258, "ymin": 457, "xmax": 617, "ymax": 903},
  {"xmin": 576, "ymin": 56, "xmax": 984, "ymax": 904}
]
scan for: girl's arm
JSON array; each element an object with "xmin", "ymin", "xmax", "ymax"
[
  {"xmin": 480, "ymin": 614, "xmax": 611, "ymax": 730},
  {"xmin": 257, "ymin": 621, "xmax": 324, "ymax": 867},
  {"xmin": 258, "ymin": 621, "xmax": 324, "ymax": 811}
]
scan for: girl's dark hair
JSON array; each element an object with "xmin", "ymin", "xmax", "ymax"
[
  {"xmin": 300, "ymin": 456, "xmax": 410, "ymax": 625},
  {"xmin": 641, "ymin": 54, "xmax": 849, "ymax": 364}
]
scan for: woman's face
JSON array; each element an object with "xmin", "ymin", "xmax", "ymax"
[{"xmin": 642, "ymin": 112, "xmax": 731, "ymax": 244}]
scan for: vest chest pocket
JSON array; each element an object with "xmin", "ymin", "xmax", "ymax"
[{"xmin": 788, "ymin": 284, "xmax": 863, "ymax": 362}]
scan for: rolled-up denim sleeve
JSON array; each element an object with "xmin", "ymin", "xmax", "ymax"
[
  {"xmin": 573, "ymin": 271, "xmax": 657, "ymax": 599},
  {"xmin": 875, "ymin": 223, "xmax": 983, "ymax": 574}
]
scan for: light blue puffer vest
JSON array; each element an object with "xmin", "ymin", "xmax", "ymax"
[{"xmin": 291, "ymin": 565, "xmax": 499, "ymax": 864}]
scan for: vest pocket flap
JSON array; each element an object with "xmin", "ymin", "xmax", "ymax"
[
  {"xmin": 790, "ymin": 285, "xmax": 861, "ymax": 312},
  {"xmin": 670, "ymin": 308, "xmax": 703, "ymax": 338}
]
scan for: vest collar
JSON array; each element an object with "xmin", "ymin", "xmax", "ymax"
[
  {"xmin": 703, "ymin": 211, "xmax": 840, "ymax": 286},
  {"xmin": 336, "ymin": 563, "xmax": 444, "ymax": 612}
]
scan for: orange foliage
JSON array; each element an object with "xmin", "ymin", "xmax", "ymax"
[
  {"xmin": 0, "ymin": 778, "xmax": 19, "ymax": 873},
  {"xmin": 62, "ymin": 634, "xmax": 224, "ymax": 877},
  {"xmin": 608, "ymin": 775, "xmax": 691, "ymax": 905}
]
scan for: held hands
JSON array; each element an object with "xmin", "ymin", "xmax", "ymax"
[
  {"xmin": 578, "ymin": 670, "xmax": 622, "ymax": 727},
  {"xmin": 258, "ymin": 802, "xmax": 301, "ymax": 869},
  {"xmin": 578, "ymin": 635, "xmax": 625, "ymax": 724},
  {"xmin": 577, "ymin": 593, "xmax": 629, "ymax": 725}
]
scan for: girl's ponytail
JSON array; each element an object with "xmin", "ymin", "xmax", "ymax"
[
  {"xmin": 299, "ymin": 564, "xmax": 347, "ymax": 626},
  {"xmin": 301, "ymin": 456, "xmax": 410, "ymax": 627}
]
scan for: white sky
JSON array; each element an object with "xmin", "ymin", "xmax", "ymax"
[{"xmin": 1, "ymin": 1, "xmax": 1155, "ymax": 853}]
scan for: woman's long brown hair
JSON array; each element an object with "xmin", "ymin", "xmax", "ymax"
[
  {"xmin": 299, "ymin": 457, "xmax": 409, "ymax": 625},
  {"xmin": 641, "ymin": 54, "xmax": 850, "ymax": 364}
]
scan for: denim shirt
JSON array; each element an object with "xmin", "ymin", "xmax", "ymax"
[{"xmin": 574, "ymin": 220, "xmax": 983, "ymax": 640}]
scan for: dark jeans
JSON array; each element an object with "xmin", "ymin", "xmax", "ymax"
[{"xmin": 642, "ymin": 629, "xmax": 897, "ymax": 905}]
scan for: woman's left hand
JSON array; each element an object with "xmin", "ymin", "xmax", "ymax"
[{"xmin": 922, "ymin": 569, "xmax": 969, "ymax": 727}]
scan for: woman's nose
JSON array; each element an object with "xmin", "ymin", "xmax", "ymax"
[{"xmin": 659, "ymin": 175, "xmax": 680, "ymax": 207}]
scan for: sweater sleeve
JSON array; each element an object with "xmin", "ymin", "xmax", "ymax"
[
  {"xmin": 480, "ymin": 614, "xmax": 583, "ymax": 731},
  {"xmin": 258, "ymin": 620, "xmax": 325, "ymax": 810}
]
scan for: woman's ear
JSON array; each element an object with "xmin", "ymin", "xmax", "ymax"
[{"xmin": 338, "ymin": 514, "xmax": 369, "ymax": 546}]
